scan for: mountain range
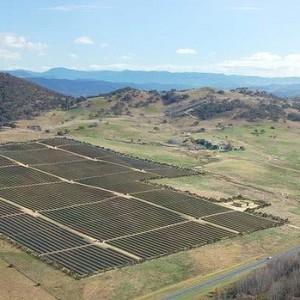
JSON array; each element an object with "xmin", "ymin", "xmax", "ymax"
[{"xmin": 3, "ymin": 67, "xmax": 300, "ymax": 97}]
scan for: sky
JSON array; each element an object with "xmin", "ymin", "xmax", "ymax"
[{"xmin": 1, "ymin": 0, "xmax": 300, "ymax": 77}]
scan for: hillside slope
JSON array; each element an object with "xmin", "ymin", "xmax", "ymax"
[
  {"xmin": 92, "ymin": 87, "xmax": 300, "ymax": 123},
  {"xmin": 0, "ymin": 73, "xmax": 77, "ymax": 126}
]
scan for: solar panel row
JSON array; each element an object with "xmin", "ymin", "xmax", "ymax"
[{"xmin": 0, "ymin": 139, "xmax": 279, "ymax": 277}]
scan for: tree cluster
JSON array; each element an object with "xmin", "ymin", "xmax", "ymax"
[
  {"xmin": 161, "ymin": 90, "xmax": 189, "ymax": 105},
  {"xmin": 0, "ymin": 73, "xmax": 79, "ymax": 126},
  {"xmin": 218, "ymin": 254, "xmax": 300, "ymax": 300},
  {"xmin": 237, "ymin": 102, "xmax": 284, "ymax": 122},
  {"xmin": 191, "ymin": 99, "xmax": 246, "ymax": 120}
]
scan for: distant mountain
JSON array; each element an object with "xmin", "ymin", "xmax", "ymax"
[
  {"xmin": 255, "ymin": 84, "xmax": 300, "ymax": 97},
  {"xmin": 26, "ymin": 78, "xmax": 189, "ymax": 97},
  {"xmin": 5, "ymin": 69, "xmax": 40, "ymax": 78},
  {"xmin": 6, "ymin": 67, "xmax": 300, "ymax": 86},
  {"xmin": 4, "ymin": 67, "xmax": 300, "ymax": 97},
  {"xmin": 0, "ymin": 73, "xmax": 76, "ymax": 126}
]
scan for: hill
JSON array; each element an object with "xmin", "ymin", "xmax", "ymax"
[
  {"xmin": 5, "ymin": 67, "xmax": 300, "ymax": 97},
  {"xmin": 90, "ymin": 87, "xmax": 300, "ymax": 123},
  {"xmin": 0, "ymin": 73, "xmax": 77, "ymax": 126}
]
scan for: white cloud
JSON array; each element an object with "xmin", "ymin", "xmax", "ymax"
[
  {"xmin": 80, "ymin": 63, "xmax": 214, "ymax": 72},
  {"xmin": 69, "ymin": 53, "xmax": 78, "ymax": 58},
  {"xmin": 79, "ymin": 53, "xmax": 300, "ymax": 76},
  {"xmin": 74, "ymin": 36, "xmax": 94, "ymax": 45},
  {"xmin": 40, "ymin": 5, "xmax": 115, "ymax": 12},
  {"xmin": 249, "ymin": 52, "xmax": 281, "ymax": 61},
  {"xmin": 176, "ymin": 48, "xmax": 197, "ymax": 55},
  {"xmin": 89, "ymin": 64, "xmax": 101, "ymax": 70},
  {"xmin": 0, "ymin": 33, "xmax": 47, "ymax": 52},
  {"xmin": 231, "ymin": 6, "xmax": 262, "ymax": 11},
  {"xmin": 0, "ymin": 48, "xmax": 21, "ymax": 60},
  {"xmin": 219, "ymin": 52, "xmax": 300, "ymax": 76},
  {"xmin": 23, "ymin": 50, "xmax": 300, "ymax": 77},
  {"xmin": 0, "ymin": 33, "xmax": 47, "ymax": 60}
]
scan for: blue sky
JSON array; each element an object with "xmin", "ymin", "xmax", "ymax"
[{"xmin": 1, "ymin": 0, "xmax": 300, "ymax": 76}]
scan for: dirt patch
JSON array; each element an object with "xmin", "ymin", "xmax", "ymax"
[
  {"xmin": 83, "ymin": 280, "xmax": 112, "ymax": 300},
  {"xmin": 0, "ymin": 259, "xmax": 55, "ymax": 300}
]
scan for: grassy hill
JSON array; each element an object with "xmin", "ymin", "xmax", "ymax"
[
  {"xmin": 83, "ymin": 87, "xmax": 300, "ymax": 123},
  {"xmin": 0, "ymin": 73, "xmax": 77, "ymax": 126},
  {"xmin": 1, "ymin": 76, "xmax": 299, "ymax": 127}
]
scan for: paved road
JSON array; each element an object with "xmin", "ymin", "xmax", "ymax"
[{"xmin": 161, "ymin": 244, "xmax": 300, "ymax": 300}]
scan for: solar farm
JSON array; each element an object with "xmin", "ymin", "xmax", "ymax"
[{"xmin": 0, "ymin": 138, "xmax": 280, "ymax": 278}]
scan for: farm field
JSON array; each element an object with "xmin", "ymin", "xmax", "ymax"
[
  {"xmin": 43, "ymin": 245, "xmax": 136, "ymax": 277},
  {"xmin": 0, "ymin": 182, "xmax": 115, "ymax": 210},
  {"xmin": 1, "ymin": 147, "xmax": 85, "ymax": 165},
  {"xmin": 35, "ymin": 160, "xmax": 130, "ymax": 180},
  {"xmin": 0, "ymin": 156, "xmax": 17, "ymax": 167},
  {"xmin": 0, "ymin": 199, "xmax": 22, "ymax": 217},
  {"xmin": 132, "ymin": 189, "xmax": 231, "ymax": 218},
  {"xmin": 0, "ymin": 214, "xmax": 89, "ymax": 254},
  {"xmin": 0, "ymin": 142, "xmax": 47, "ymax": 151},
  {"xmin": 0, "ymin": 138, "xmax": 280, "ymax": 278},
  {"xmin": 80, "ymin": 178, "xmax": 158, "ymax": 194},
  {"xmin": 203, "ymin": 211, "xmax": 278, "ymax": 233},
  {"xmin": 42, "ymin": 197, "xmax": 185, "ymax": 240},
  {"xmin": 110, "ymin": 221, "xmax": 237, "ymax": 259},
  {"xmin": 0, "ymin": 166, "xmax": 59, "ymax": 189}
]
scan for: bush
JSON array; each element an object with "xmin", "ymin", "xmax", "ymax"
[
  {"xmin": 287, "ymin": 112, "xmax": 300, "ymax": 121},
  {"xmin": 57, "ymin": 128, "xmax": 70, "ymax": 136},
  {"xmin": 88, "ymin": 123, "xmax": 98, "ymax": 128}
]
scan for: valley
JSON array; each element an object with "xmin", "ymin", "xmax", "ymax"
[
  {"xmin": 2, "ymin": 1, "xmax": 300, "ymax": 299},
  {"xmin": 0, "ymin": 85, "xmax": 299, "ymax": 299}
]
